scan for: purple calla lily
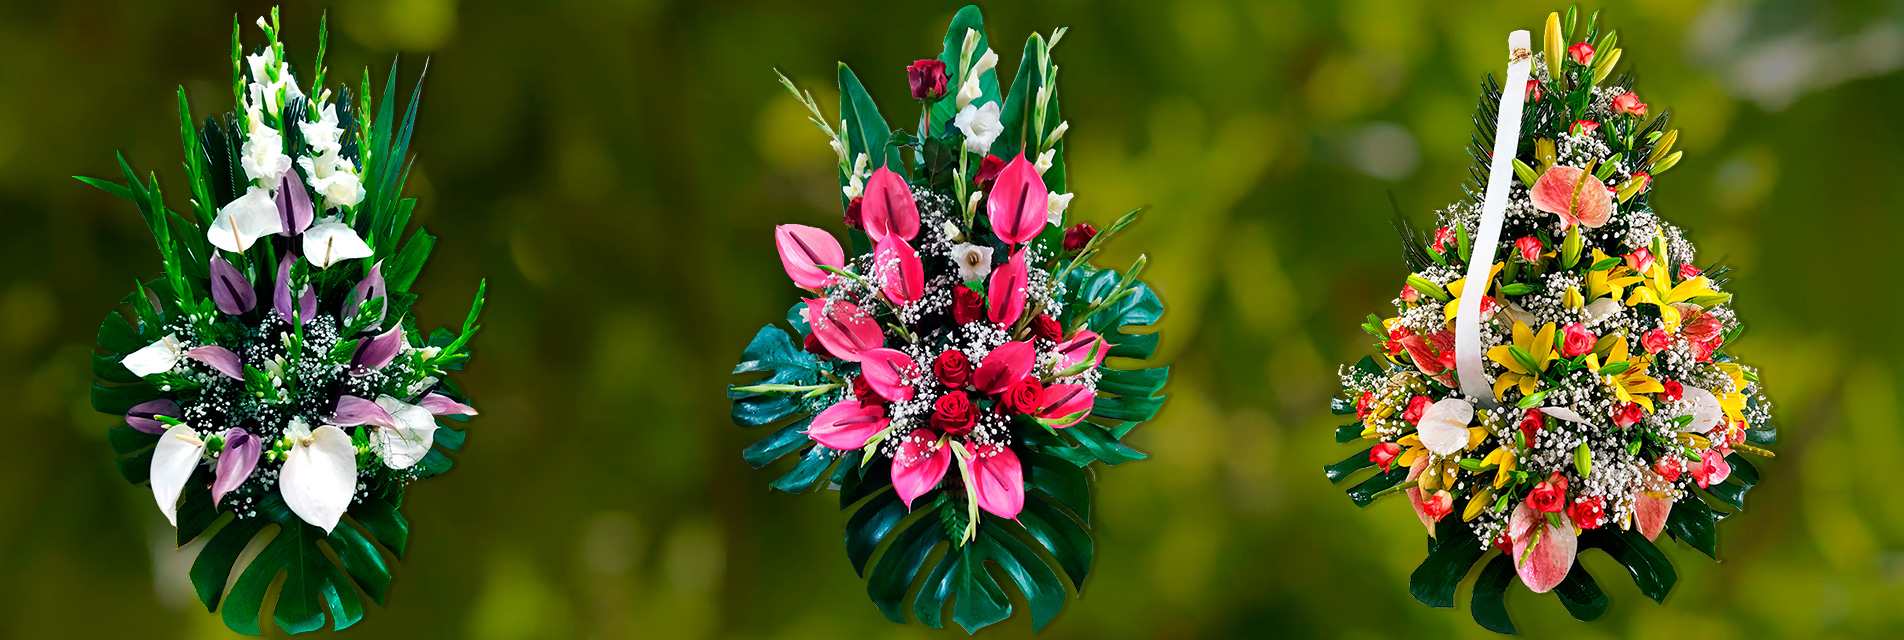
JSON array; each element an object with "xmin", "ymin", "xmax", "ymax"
[
  {"xmin": 420, "ymin": 393, "xmax": 479, "ymax": 416},
  {"xmin": 126, "ymin": 399, "xmax": 180, "ymax": 434},
  {"xmin": 330, "ymin": 395, "xmax": 397, "ymax": 427},
  {"xmin": 352, "ymin": 325, "xmax": 405, "ymax": 372},
  {"xmin": 185, "ymin": 345, "xmax": 245, "ymax": 380},
  {"xmin": 211, "ymin": 427, "xmax": 262, "ymax": 506},
  {"xmin": 276, "ymin": 168, "xmax": 315, "ymax": 237},
  {"xmin": 345, "ymin": 261, "xmax": 388, "ymax": 322},
  {"xmin": 209, "ymin": 256, "xmax": 256, "ymax": 315}
]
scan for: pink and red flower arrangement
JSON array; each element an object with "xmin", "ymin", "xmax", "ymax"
[{"xmin": 730, "ymin": 6, "xmax": 1167, "ymax": 634}]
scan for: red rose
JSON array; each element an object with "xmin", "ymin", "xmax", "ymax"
[
  {"xmin": 803, "ymin": 332, "xmax": 830, "ymax": 358},
  {"xmin": 1614, "ymin": 401, "xmax": 1644, "ymax": 429},
  {"xmin": 1370, "ymin": 441, "xmax": 1401, "ymax": 471},
  {"xmin": 1571, "ymin": 119, "xmax": 1600, "ymax": 136},
  {"xmin": 933, "ymin": 350, "xmax": 972, "ymax": 388},
  {"xmin": 1029, "ymin": 314, "xmax": 1062, "ymax": 343},
  {"xmin": 1400, "ymin": 284, "xmax": 1420, "ymax": 303},
  {"xmin": 1515, "ymin": 236, "xmax": 1543, "ymax": 262},
  {"xmin": 907, "ymin": 59, "xmax": 949, "ymax": 100},
  {"xmin": 1611, "ymin": 91, "xmax": 1646, "ymax": 117},
  {"xmin": 1560, "ymin": 322, "xmax": 1595, "ymax": 357},
  {"xmin": 1655, "ymin": 457, "xmax": 1682, "ymax": 482},
  {"xmin": 1641, "ymin": 328, "xmax": 1671, "ymax": 354},
  {"xmin": 974, "ymin": 154, "xmax": 1006, "ymax": 189},
  {"xmin": 1063, "ymin": 223, "xmax": 1098, "ymax": 252},
  {"xmin": 951, "ymin": 286, "xmax": 985, "ymax": 325},
  {"xmin": 1422, "ymin": 490, "xmax": 1454, "ymax": 522},
  {"xmin": 1355, "ymin": 391, "xmax": 1375, "ymax": 419},
  {"xmin": 1567, "ymin": 496, "xmax": 1607, "ymax": 529},
  {"xmin": 1661, "ymin": 380, "xmax": 1684, "ymax": 402},
  {"xmin": 932, "ymin": 391, "xmax": 977, "ymax": 435},
  {"xmin": 1525, "ymin": 78, "xmax": 1543, "ymax": 103},
  {"xmin": 1494, "ymin": 534, "xmax": 1514, "ymax": 555},
  {"xmin": 842, "ymin": 197, "xmax": 864, "ymax": 230},
  {"xmin": 1002, "ymin": 378, "xmax": 1043, "ymax": 415},
  {"xmin": 852, "ymin": 375, "xmax": 888, "ymax": 406},
  {"xmin": 1568, "ymin": 42, "xmax": 1595, "ymax": 66},
  {"xmin": 1401, "ymin": 395, "xmax": 1431, "ymax": 424},
  {"xmin": 1678, "ymin": 262, "xmax": 1700, "ymax": 281},
  {"xmin": 1479, "ymin": 295, "xmax": 1501, "ymax": 319},
  {"xmin": 1526, "ymin": 473, "xmax": 1568, "ymax": 513},
  {"xmin": 1626, "ymin": 248, "xmax": 1655, "ymax": 273},
  {"xmin": 1430, "ymin": 227, "xmax": 1455, "ymax": 253},
  {"xmin": 1519, "ymin": 410, "xmax": 1545, "ymax": 448}
]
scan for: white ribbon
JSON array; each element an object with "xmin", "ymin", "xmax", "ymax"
[{"xmin": 1454, "ymin": 31, "xmax": 1533, "ymax": 408}]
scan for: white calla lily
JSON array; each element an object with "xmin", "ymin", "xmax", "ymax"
[
  {"xmin": 123, "ymin": 333, "xmax": 186, "ymax": 377},
  {"xmin": 280, "ymin": 419, "xmax": 357, "ymax": 532},
  {"xmin": 1584, "ymin": 297, "xmax": 1624, "ymax": 324},
  {"xmin": 208, "ymin": 187, "xmax": 284, "ymax": 253},
  {"xmin": 150, "ymin": 424, "xmax": 206, "ymax": 526},
  {"xmin": 1417, "ymin": 398, "xmax": 1475, "ymax": 456},
  {"xmin": 303, "ymin": 219, "xmax": 374, "ymax": 269},
  {"xmin": 372, "ymin": 396, "xmax": 439, "ymax": 470}
]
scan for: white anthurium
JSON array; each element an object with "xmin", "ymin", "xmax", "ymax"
[
  {"xmin": 1584, "ymin": 297, "xmax": 1624, "ymax": 324},
  {"xmin": 954, "ymin": 101, "xmax": 1003, "ymax": 155},
  {"xmin": 303, "ymin": 218, "xmax": 374, "ymax": 269},
  {"xmin": 150, "ymin": 423, "xmax": 207, "ymax": 526},
  {"xmin": 122, "ymin": 333, "xmax": 186, "ymax": 377},
  {"xmin": 372, "ymin": 395, "xmax": 439, "ymax": 470},
  {"xmin": 1503, "ymin": 300, "xmax": 1541, "ymax": 329},
  {"xmin": 1676, "ymin": 387, "xmax": 1724, "ymax": 434},
  {"xmin": 1047, "ymin": 192, "xmax": 1074, "ymax": 227},
  {"xmin": 1539, "ymin": 407, "xmax": 1591, "ymax": 424},
  {"xmin": 1417, "ymin": 398, "xmax": 1475, "ymax": 456},
  {"xmin": 208, "ymin": 187, "xmax": 284, "ymax": 253},
  {"xmin": 279, "ymin": 418, "xmax": 356, "ymax": 533},
  {"xmin": 950, "ymin": 243, "xmax": 994, "ymax": 282}
]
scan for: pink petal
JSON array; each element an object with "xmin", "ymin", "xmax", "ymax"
[
  {"xmin": 274, "ymin": 254, "xmax": 299, "ymax": 325},
  {"xmin": 185, "ymin": 346, "xmax": 244, "ymax": 380},
  {"xmin": 804, "ymin": 298, "xmax": 885, "ymax": 362},
  {"xmin": 212, "ymin": 427, "xmax": 261, "ymax": 507},
  {"xmin": 972, "ymin": 341, "xmax": 1035, "ymax": 395},
  {"xmin": 346, "ymin": 261, "xmax": 387, "ymax": 322},
  {"xmin": 986, "ymin": 249, "xmax": 1028, "ymax": 326},
  {"xmin": 986, "ymin": 153, "xmax": 1049, "ymax": 245},
  {"xmin": 1404, "ymin": 456, "xmax": 1436, "ymax": 535},
  {"xmin": 859, "ymin": 348, "xmax": 919, "ymax": 402},
  {"xmin": 209, "ymin": 256, "xmax": 256, "ymax": 316},
  {"xmin": 1509, "ymin": 503, "xmax": 1578, "ymax": 593},
  {"xmin": 861, "ymin": 167, "xmax": 920, "ymax": 243},
  {"xmin": 1633, "ymin": 492, "xmax": 1673, "ymax": 541},
  {"xmin": 1036, "ymin": 383, "xmax": 1094, "ymax": 427},
  {"xmin": 419, "ymin": 392, "xmax": 479, "ymax": 416},
  {"xmin": 804, "ymin": 400, "xmax": 888, "ymax": 451},
  {"xmin": 329, "ymin": 395, "xmax": 397, "ymax": 428},
  {"xmin": 1055, "ymin": 330, "xmax": 1108, "ymax": 371},
  {"xmin": 352, "ymin": 324, "xmax": 405, "ymax": 372},
  {"xmin": 276, "ymin": 168, "xmax": 314, "ymax": 236},
  {"xmin": 126, "ymin": 399, "xmax": 180, "ymax": 434},
  {"xmin": 891, "ymin": 429, "xmax": 950, "ymax": 508},
  {"xmin": 967, "ymin": 442, "xmax": 1025, "ymax": 519},
  {"xmin": 1529, "ymin": 166, "xmax": 1614, "ymax": 229},
  {"xmin": 874, "ymin": 236, "xmax": 925, "ymax": 305},
  {"xmin": 774, "ymin": 224, "xmax": 845, "ymax": 290}
]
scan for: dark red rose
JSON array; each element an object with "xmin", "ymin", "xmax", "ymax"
[
  {"xmin": 974, "ymin": 154, "xmax": 1005, "ymax": 189},
  {"xmin": 933, "ymin": 350, "xmax": 972, "ymax": 388},
  {"xmin": 907, "ymin": 59, "xmax": 948, "ymax": 100},
  {"xmin": 803, "ymin": 333, "xmax": 829, "ymax": 358},
  {"xmin": 1002, "ymin": 378, "xmax": 1043, "ymax": 414},
  {"xmin": 852, "ymin": 375, "xmax": 886, "ymax": 406},
  {"xmin": 1029, "ymin": 314, "xmax": 1061, "ymax": 343},
  {"xmin": 1062, "ymin": 223, "xmax": 1098, "ymax": 252},
  {"xmin": 842, "ymin": 197, "xmax": 864, "ymax": 230},
  {"xmin": 952, "ymin": 286, "xmax": 985, "ymax": 325},
  {"xmin": 932, "ymin": 391, "xmax": 976, "ymax": 435}
]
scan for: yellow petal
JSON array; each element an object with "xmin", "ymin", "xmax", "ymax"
[
  {"xmin": 1518, "ymin": 375, "xmax": 1538, "ymax": 397},
  {"xmin": 1493, "ymin": 374, "xmax": 1518, "ymax": 401},
  {"xmin": 1398, "ymin": 446, "xmax": 1423, "ymax": 468},
  {"xmin": 1466, "ymin": 426, "xmax": 1490, "ymax": 451},
  {"xmin": 1531, "ymin": 323, "xmax": 1557, "ymax": 364},
  {"xmin": 1398, "ymin": 434, "xmax": 1423, "ymax": 448},
  {"xmin": 1488, "ymin": 346, "xmax": 1530, "ymax": 375},
  {"xmin": 1513, "ymin": 321, "xmax": 1533, "ymax": 349},
  {"xmin": 1610, "ymin": 335, "xmax": 1629, "ymax": 364}
]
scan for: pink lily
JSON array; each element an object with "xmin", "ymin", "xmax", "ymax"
[
  {"xmin": 874, "ymin": 236, "xmax": 924, "ymax": 305},
  {"xmin": 986, "ymin": 249, "xmax": 1028, "ymax": 326},
  {"xmin": 1036, "ymin": 383, "xmax": 1094, "ymax": 427},
  {"xmin": 861, "ymin": 167, "xmax": 920, "ymax": 243},
  {"xmin": 1530, "ymin": 165, "xmax": 1614, "ymax": 229},
  {"xmin": 774, "ymin": 224, "xmax": 845, "ymax": 290},
  {"xmin": 859, "ymin": 348, "xmax": 920, "ymax": 402},
  {"xmin": 209, "ymin": 256, "xmax": 256, "ymax": 316},
  {"xmin": 211, "ymin": 427, "xmax": 262, "ymax": 507},
  {"xmin": 1055, "ymin": 330, "xmax": 1109, "ymax": 372},
  {"xmin": 966, "ymin": 442, "xmax": 1025, "ymax": 519},
  {"xmin": 185, "ymin": 346, "xmax": 244, "ymax": 380},
  {"xmin": 1508, "ymin": 503, "xmax": 1578, "ymax": 593},
  {"xmin": 419, "ymin": 392, "xmax": 479, "ymax": 416},
  {"xmin": 1633, "ymin": 491, "xmax": 1673, "ymax": 541},
  {"xmin": 273, "ymin": 254, "xmax": 318, "ymax": 326},
  {"xmin": 971, "ymin": 341, "xmax": 1035, "ymax": 395},
  {"xmin": 986, "ymin": 153, "xmax": 1049, "ymax": 245},
  {"xmin": 892, "ymin": 429, "xmax": 951, "ymax": 508},
  {"xmin": 804, "ymin": 400, "xmax": 889, "ymax": 451},
  {"xmin": 804, "ymin": 298, "xmax": 884, "ymax": 362}
]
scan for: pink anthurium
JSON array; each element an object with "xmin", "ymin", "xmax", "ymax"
[
  {"xmin": 1404, "ymin": 455, "xmax": 1438, "ymax": 535},
  {"xmin": 211, "ymin": 427, "xmax": 262, "ymax": 507},
  {"xmin": 209, "ymin": 256, "xmax": 256, "ymax": 315},
  {"xmin": 804, "ymin": 400, "xmax": 889, "ymax": 451},
  {"xmin": 774, "ymin": 224, "xmax": 845, "ymax": 290},
  {"xmin": 986, "ymin": 153, "xmax": 1049, "ymax": 245},
  {"xmin": 874, "ymin": 236, "xmax": 925, "ymax": 305},
  {"xmin": 419, "ymin": 392, "xmax": 479, "ymax": 416},
  {"xmin": 185, "ymin": 346, "xmax": 244, "ymax": 380},
  {"xmin": 1530, "ymin": 165, "xmax": 1614, "ymax": 229},
  {"xmin": 1036, "ymin": 383, "xmax": 1095, "ymax": 427},
  {"xmin": 986, "ymin": 249, "xmax": 1028, "ymax": 326},
  {"xmin": 972, "ymin": 341, "xmax": 1035, "ymax": 395},
  {"xmin": 804, "ymin": 298, "xmax": 884, "ymax": 362},
  {"xmin": 966, "ymin": 442, "xmax": 1025, "ymax": 519},
  {"xmin": 1633, "ymin": 492, "xmax": 1673, "ymax": 541},
  {"xmin": 1055, "ymin": 330, "xmax": 1109, "ymax": 372},
  {"xmin": 1508, "ymin": 503, "xmax": 1578, "ymax": 593},
  {"xmin": 861, "ymin": 167, "xmax": 920, "ymax": 243},
  {"xmin": 859, "ymin": 348, "xmax": 920, "ymax": 402},
  {"xmin": 892, "ymin": 429, "xmax": 951, "ymax": 508}
]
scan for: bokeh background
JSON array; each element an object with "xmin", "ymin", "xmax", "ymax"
[{"xmin": 3, "ymin": 0, "xmax": 1900, "ymax": 637}]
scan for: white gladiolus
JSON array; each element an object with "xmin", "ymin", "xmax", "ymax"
[
  {"xmin": 1047, "ymin": 192, "xmax": 1074, "ymax": 227},
  {"xmin": 954, "ymin": 101, "xmax": 1003, "ymax": 155},
  {"xmin": 950, "ymin": 243, "xmax": 994, "ymax": 282}
]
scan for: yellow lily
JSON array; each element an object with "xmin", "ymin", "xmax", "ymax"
[
  {"xmin": 1600, "ymin": 334, "xmax": 1665, "ymax": 412},
  {"xmin": 1480, "ymin": 445, "xmax": 1516, "ymax": 489},
  {"xmin": 1443, "ymin": 262, "xmax": 1507, "ymax": 326},
  {"xmin": 1585, "ymin": 249, "xmax": 1642, "ymax": 301},
  {"xmin": 1486, "ymin": 321, "xmax": 1557, "ymax": 400},
  {"xmin": 1625, "ymin": 259, "xmax": 1719, "ymax": 331}
]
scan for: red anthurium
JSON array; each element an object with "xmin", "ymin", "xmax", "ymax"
[
  {"xmin": 775, "ymin": 224, "xmax": 845, "ymax": 290},
  {"xmin": 861, "ymin": 167, "xmax": 920, "ymax": 243},
  {"xmin": 1509, "ymin": 502, "xmax": 1578, "ymax": 593},
  {"xmin": 859, "ymin": 348, "xmax": 920, "ymax": 402},
  {"xmin": 1530, "ymin": 165, "xmax": 1614, "ymax": 229},
  {"xmin": 1036, "ymin": 383, "xmax": 1095, "ymax": 427},
  {"xmin": 967, "ymin": 442, "xmax": 1025, "ymax": 519},
  {"xmin": 986, "ymin": 153, "xmax": 1050, "ymax": 245},
  {"xmin": 874, "ymin": 236, "xmax": 925, "ymax": 305},
  {"xmin": 892, "ymin": 429, "xmax": 951, "ymax": 508},
  {"xmin": 804, "ymin": 400, "xmax": 889, "ymax": 451},
  {"xmin": 972, "ymin": 341, "xmax": 1035, "ymax": 395},
  {"xmin": 804, "ymin": 299, "xmax": 884, "ymax": 362},
  {"xmin": 1055, "ymin": 330, "xmax": 1108, "ymax": 372},
  {"xmin": 987, "ymin": 249, "xmax": 1028, "ymax": 325}
]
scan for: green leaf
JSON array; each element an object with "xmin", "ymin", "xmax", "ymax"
[
  {"xmin": 1470, "ymin": 554, "xmax": 1519, "ymax": 635},
  {"xmin": 1015, "ymin": 495, "xmax": 1092, "ymax": 590},
  {"xmin": 867, "ymin": 517, "xmax": 947, "ymax": 623},
  {"xmin": 915, "ymin": 540, "xmax": 1011, "ymax": 633},
  {"xmin": 1331, "ymin": 395, "xmax": 1358, "ymax": 415},
  {"xmin": 328, "ymin": 523, "xmax": 393, "ymax": 605},
  {"xmin": 845, "ymin": 490, "xmax": 907, "ymax": 576},
  {"xmin": 979, "ymin": 525, "xmax": 1066, "ymax": 632},
  {"xmin": 1409, "ymin": 517, "xmax": 1485, "ymax": 608},
  {"xmin": 108, "ymin": 426, "xmax": 160, "ymax": 455},
  {"xmin": 1354, "ymin": 355, "xmax": 1386, "ymax": 377},
  {"xmin": 116, "ymin": 448, "xmax": 154, "ymax": 484},
  {"xmin": 1664, "ymin": 494, "xmax": 1718, "ymax": 558},
  {"xmin": 1064, "ymin": 422, "xmax": 1146, "ymax": 465},
  {"xmin": 1325, "ymin": 447, "xmax": 1376, "ymax": 484},
  {"xmin": 189, "ymin": 516, "xmax": 269, "ymax": 612},
  {"xmin": 1553, "ymin": 564, "xmax": 1609, "ymax": 621},
  {"xmin": 92, "ymin": 382, "xmax": 164, "ymax": 414},
  {"xmin": 351, "ymin": 495, "xmax": 410, "ymax": 560},
  {"xmin": 837, "ymin": 64, "xmax": 902, "ymax": 172},
  {"xmin": 769, "ymin": 445, "xmax": 836, "ymax": 493},
  {"xmin": 1579, "ymin": 528, "xmax": 1676, "ymax": 602},
  {"xmin": 1346, "ymin": 467, "xmax": 1409, "ymax": 507},
  {"xmin": 1704, "ymin": 481, "xmax": 1750, "ymax": 510},
  {"xmin": 97, "ymin": 312, "xmax": 146, "ymax": 354},
  {"xmin": 994, "ymin": 33, "xmax": 1047, "ymax": 158},
  {"xmin": 382, "ymin": 229, "xmax": 436, "ymax": 293},
  {"xmin": 743, "ymin": 416, "xmax": 813, "ymax": 468},
  {"xmin": 1025, "ymin": 451, "xmax": 1089, "ymax": 521},
  {"xmin": 728, "ymin": 325, "xmax": 821, "ymax": 427},
  {"xmin": 1336, "ymin": 420, "xmax": 1364, "ymax": 443}
]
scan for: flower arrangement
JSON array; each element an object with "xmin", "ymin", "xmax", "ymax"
[
  {"xmin": 1325, "ymin": 8, "xmax": 1775, "ymax": 633},
  {"xmin": 83, "ymin": 11, "xmax": 483, "ymax": 634},
  {"xmin": 729, "ymin": 6, "xmax": 1167, "ymax": 634}
]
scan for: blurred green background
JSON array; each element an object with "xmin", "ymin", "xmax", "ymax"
[{"xmin": 5, "ymin": 0, "xmax": 1901, "ymax": 637}]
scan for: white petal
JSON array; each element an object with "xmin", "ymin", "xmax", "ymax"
[
  {"xmin": 122, "ymin": 333, "xmax": 184, "ymax": 377},
  {"xmin": 1046, "ymin": 193, "xmax": 1074, "ymax": 227},
  {"xmin": 1677, "ymin": 387, "xmax": 1724, "ymax": 434},
  {"xmin": 372, "ymin": 396, "xmax": 439, "ymax": 470},
  {"xmin": 1584, "ymin": 297, "xmax": 1623, "ymax": 323},
  {"xmin": 208, "ymin": 188, "xmax": 284, "ymax": 253},
  {"xmin": 281, "ymin": 425, "xmax": 358, "ymax": 532},
  {"xmin": 150, "ymin": 424, "xmax": 205, "ymax": 526},
  {"xmin": 1417, "ymin": 398, "xmax": 1475, "ymax": 456},
  {"xmin": 1539, "ymin": 407, "xmax": 1591, "ymax": 424},
  {"xmin": 302, "ymin": 222, "xmax": 374, "ymax": 269}
]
